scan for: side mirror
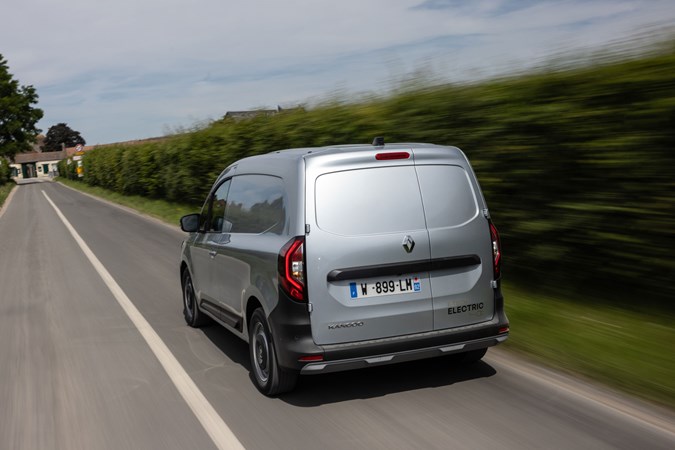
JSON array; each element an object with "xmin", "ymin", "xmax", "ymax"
[{"xmin": 180, "ymin": 213, "xmax": 200, "ymax": 233}]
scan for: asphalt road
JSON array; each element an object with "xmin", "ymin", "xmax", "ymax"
[{"xmin": 1, "ymin": 180, "xmax": 674, "ymax": 450}]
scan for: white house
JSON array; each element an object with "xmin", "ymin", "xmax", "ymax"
[{"xmin": 11, "ymin": 151, "xmax": 65, "ymax": 180}]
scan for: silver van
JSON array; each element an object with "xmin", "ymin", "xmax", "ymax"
[{"xmin": 179, "ymin": 139, "xmax": 509, "ymax": 395}]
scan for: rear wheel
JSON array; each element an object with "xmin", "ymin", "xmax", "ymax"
[
  {"xmin": 249, "ymin": 308, "xmax": 298, "ymax": 396},
  {"xmin": 182, "ymin": 270, "xmax": 208, "ymax": 327}
]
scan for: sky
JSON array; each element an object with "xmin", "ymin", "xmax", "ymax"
[{"xmin": 2, "ymin": 0, "xmax": 675, "ymax": 145}]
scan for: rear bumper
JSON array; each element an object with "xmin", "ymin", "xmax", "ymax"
[
  {"xmin": 301, "ymin": 333, "xmax": 508, "ymax": 374},
  {"xmin": 268, "ymin": 287, "xmax": 509, "ymax": 373}
]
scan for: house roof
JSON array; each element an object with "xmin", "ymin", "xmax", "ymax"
[{"xmin": 14, "ymin": 151, "xmax": 66, "ymax": 164}]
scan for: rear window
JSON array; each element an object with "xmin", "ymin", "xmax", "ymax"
[
  {"xmin": 315, "ymin": 166, "xmax": 426, "ymax": 235},
  {"xmin": 416, "ymin": 165, "xmax": 479, "ymax": 228}
]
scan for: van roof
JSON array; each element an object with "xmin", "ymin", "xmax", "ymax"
[
  {"xmin": 267, "ymin": 142, "xmax": 453, "ymax": 159},
  {"xmin": 220, "ymin": 142, "xmax": 466, "ymax": 181}
]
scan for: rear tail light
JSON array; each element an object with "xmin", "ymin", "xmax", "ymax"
[
  {"xmin": 489, "ymin": 221, "xmax": 502, "ymax": 279},
  {"xmin": 279, "ymin": 237, "xmax": 305, "ymax": 301}
]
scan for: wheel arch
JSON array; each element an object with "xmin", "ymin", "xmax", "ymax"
[
  {"xmin": 180, "ymin": 261, "xmax": 189, "ymax": 283},
  {"xmin": 245, "ymin": 296, "xmax": 263, "ymax": 337}
]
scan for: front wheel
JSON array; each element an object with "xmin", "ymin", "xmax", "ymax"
[
  {"xmin": 182, "ymin": 270, "xmax": 208, "ymax": 327},
  {"xmin": 249, "ymin": 308, "xmax": 298, "ymax": 396}
]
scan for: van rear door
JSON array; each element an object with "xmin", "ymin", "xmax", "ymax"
[
  {"xmin": 305, "ymin": 151, "xmax": 433, "ymax": 346},
  {"xmin": 414, "ymin": 151, "xmax": 495, "ymax": 331}
]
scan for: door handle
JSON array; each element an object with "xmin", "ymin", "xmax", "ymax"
[{"xmin": 209, "ymin": 250, "xmax": 217, "ymax": 259}]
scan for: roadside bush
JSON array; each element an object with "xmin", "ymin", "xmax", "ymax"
[
  {"xmin": 57, "ymin": 157, "xmax": 79, "ymax": 180},
  {"xmin": 0, "ymin": 158, "xmax": 11, "ymax": 184}
]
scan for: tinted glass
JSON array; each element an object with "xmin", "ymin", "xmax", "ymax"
[
  {"xmin": 225, "ymin": 175, "xmax": 285, "ymax": 234},
  {"xmin": 204, "ymin": 180, "xmax": 230, "ymax": 232},
  {"xmin": 416, "ymin": 165, "xmax": 478, "ymax": 228},
  {"xmin": 315, "ymin": 166, "xmax": 426, "ymax": 235}
]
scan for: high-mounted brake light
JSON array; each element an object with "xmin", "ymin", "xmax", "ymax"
[
  {"xmin": 375, "ymin": 152, "xmax": 410, "ymax": 160},
  {"xmin": 278, "ymin": 237, "xmax": 305, "ymax": 301},
  {"xmin": 489, "ymin": 222, "xmax": 502, "ymax": 279}
]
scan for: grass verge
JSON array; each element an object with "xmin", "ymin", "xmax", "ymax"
[
  {"xmin": 54, "ymin": 177, "xmax": 675, "ymax": 409},
  {"xmin": 0, "ymin": 182, "xmax": 15, "ymax": 209},
  {"xmin": 56, "ymin": 178, "xmax": 197, "ymax": 226},
  {"xmin": 502, "ymin": 283, "xmax": 675, "ymax": 409}
]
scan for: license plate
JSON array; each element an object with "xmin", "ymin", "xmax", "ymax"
[{"xmin": 349, "ymin": 276, "xmax": 421, "ymax": 299}]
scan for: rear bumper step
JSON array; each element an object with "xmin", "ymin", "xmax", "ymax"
[{"xmin": 300, "ymin": 334, "xmax": 508, "ymax": 374}]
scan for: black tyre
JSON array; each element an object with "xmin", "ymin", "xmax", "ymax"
[
  {"xmin": 249, "ymin": 308, "xmax": 298, "ymax": 396},
  {"xmin": 182, "ymin": 270, "xmax": 208, "ymax": 327}
]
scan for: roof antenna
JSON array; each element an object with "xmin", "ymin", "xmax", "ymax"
[{"xmin": 372, "ymin": 137, "xmax": 384, "ymax": 147}]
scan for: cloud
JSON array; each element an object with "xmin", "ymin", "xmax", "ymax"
[{"xmin": 2, "ymin": 0, "xmax": 674, "ymax": 143}]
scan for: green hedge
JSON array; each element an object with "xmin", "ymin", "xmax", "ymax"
[
  {"xmin": 57, "ymin": 157, "xmax": 78, "ymax": 180},
  {"xmin": 0, "ymin": 158, "xmax": 11, "ymax": 185},
  {"xmin": 78, "ymin": 48, "xmax": 675, "ymax": 309}
]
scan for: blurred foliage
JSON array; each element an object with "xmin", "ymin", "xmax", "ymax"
[
  {"xmin": 79, "ymin": 46, "xmax": 675, "ymax": 309},
  {"xmin": 0, "ymin": 158, "xmax": 11, "ymax": 185},
  {"xmin": 503, "ymin": 282, "xmax": 675, "ymax": 408},
  {"xmin": 56, "ymin": 157, "xmax": 78, "ymax": 180},
  {"xmin": 0, "ymin": 179, "xmax": 13, "ymax": 207}
]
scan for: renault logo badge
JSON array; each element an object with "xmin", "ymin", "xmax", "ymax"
[{"xmin": 402, "ymin": 235, "xmax": 415, "ymax": 253}]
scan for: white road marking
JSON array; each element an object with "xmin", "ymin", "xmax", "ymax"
[{"xmin": 42, "ymin": 190, "xmax": 245, "ymax": 450}]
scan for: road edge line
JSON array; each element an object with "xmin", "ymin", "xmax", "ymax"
[{"xmin": 42, "ymin": 190, "xmax": 245, "ymax": 450}]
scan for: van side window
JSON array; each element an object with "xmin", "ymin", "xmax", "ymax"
[
  {"xmin": 202, "ymin": 179, "xmax": 231, "ymax": 232},
  {"xmin": 225, "ymin": 175, "xmax": 285, "ymax": 234}
]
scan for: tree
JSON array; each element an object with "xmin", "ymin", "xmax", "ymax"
[
  {"xmin": 43, "ymin": 123, "xmax": 86, "ymax": 152},
  {"xmin": 0, "ymin": 54, "xmax": 43, "ymax": 159}
]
